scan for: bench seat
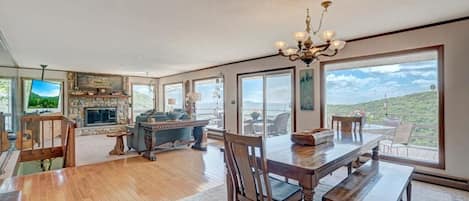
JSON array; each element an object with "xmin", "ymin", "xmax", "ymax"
[{"xmin": 323, "ymin": 161, "xmax": 414, "ymax": 201}]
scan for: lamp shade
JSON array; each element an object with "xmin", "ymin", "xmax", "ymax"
[{"xmin": 168, "ymin": 98, "xmax": 176, "ymax": 105}]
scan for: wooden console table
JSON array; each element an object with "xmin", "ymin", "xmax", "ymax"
[{"xmin": 141, "ymin": 119, "xmax": 209, "ymax": 161}]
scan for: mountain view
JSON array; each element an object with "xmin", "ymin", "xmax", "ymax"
[{"xmin": 327, "ymin": 91, "xmax": 438, "ymax": 147}]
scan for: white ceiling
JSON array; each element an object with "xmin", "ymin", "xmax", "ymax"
[{"xmin": 0, "ymin": 0, "xmax": 468, "ymax": 77}]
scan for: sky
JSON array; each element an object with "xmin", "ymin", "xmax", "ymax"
[
  {"xmin": 31, "ymin": 80, "xmax": 61, "ymax": 97},
  {"xmin": 326, "ymin": 60, "xmax": 438, "ymax": 105}
]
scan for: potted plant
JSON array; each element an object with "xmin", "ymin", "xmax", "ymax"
[{"xmin": 250, "ymin": 111, "xmax": 261, "ymax": 121}]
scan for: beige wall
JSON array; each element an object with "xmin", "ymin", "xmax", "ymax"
[
  {"xmin": 0, "ymin": 67, "xmax": 69, "ymax": 117},
  {"xmin": 158, "ymin": 19, "xmax": 469, "ymax": 179}
]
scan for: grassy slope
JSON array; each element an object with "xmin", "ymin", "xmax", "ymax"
[{"xmin": 327, "ymin": 91, "xmax": 438, "ymax": 147}]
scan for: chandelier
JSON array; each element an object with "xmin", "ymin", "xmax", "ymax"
[{"xmin": 274, "ymin": 0, "xmax": 345, "ymax": 67}]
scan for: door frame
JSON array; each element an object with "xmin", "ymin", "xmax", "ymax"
[{"xmin": 236, "ymin": 66, "xmax": 296, "ymax": 135}]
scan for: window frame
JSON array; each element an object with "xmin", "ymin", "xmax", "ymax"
[
  {"xmin": 162, "ymin": 82, "xmax": 184, "ymax": 112},
  {"xmin": 130, "ymin": 82, "xmax": 157, "ymax": 122},
  {"xmin": 319, "ymin": 45, "xmax": 445, "ymax": 169},
  {"xmin": 192, "ymin": 76, "xmax": 225, "ymax": 130},
  {"xmin": 0, "ymin": 77, "xmax": 14, "ymax": 131},
  {"xmin": 236, "ymin": 66, "xmax": 297, "ymax": 135}
]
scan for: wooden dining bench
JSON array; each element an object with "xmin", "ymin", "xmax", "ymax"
[{"xmin": 323, "ymin": 160, "xmax": 414, "ymax": 201}]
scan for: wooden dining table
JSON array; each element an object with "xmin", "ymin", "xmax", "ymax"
[{"xmin": 223, "ymin": 132, "xmax": 385, "ymax": 201}]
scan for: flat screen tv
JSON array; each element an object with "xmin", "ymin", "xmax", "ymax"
[{"xmin": 27, "ymin": 80, "xmax": 61, "ymax": 109}]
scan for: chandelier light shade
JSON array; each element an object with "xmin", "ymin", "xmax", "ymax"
[{"xmin": 274, "ymin": 0, "xmax": 346, "ymax": 67}]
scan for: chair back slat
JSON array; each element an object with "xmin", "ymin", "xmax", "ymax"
[
  {"xmin": 392, "ymin": 123, "xmax": 414, "ymax": 145},
  {"xmin": 224, "ymin": 132, "xmax": 271, "ymax": 201},
  {"xmin": 331, "ymin": 115, "xmax": 363, "ymax": 134}
]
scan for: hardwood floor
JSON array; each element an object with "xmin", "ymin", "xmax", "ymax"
[
  {"xmin": 0, "ymin": 141, "xmax": 226, "ymax": 201},
  {"xmin": 1, "ymin": 139, "xmax": 468, "ymax": 201}
]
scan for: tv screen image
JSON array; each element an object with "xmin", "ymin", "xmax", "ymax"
[{"xmin": 28, "ymin": 80, "xmax": 61, "ymax": 109}]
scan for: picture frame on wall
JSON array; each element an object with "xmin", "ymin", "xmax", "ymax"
[{"xmin": 300, "ymin": 69, "xmax": 314, "ymax": 110}]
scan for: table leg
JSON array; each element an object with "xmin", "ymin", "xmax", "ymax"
[
  {"xmin": 299, "ymin": 176, "xmax": 316, "ymax": 201},
  {"xmin": 109, "ymin": 136, "xmax": 125, "ymax": 155},
  {"xmin": 191, "ymin": 126, "xmax": 207, "ymax": 151},
  {"xmin": 407, "ymin": 181, "xmax": 412, "ymax": 201},
  {"xmin": 372, "ymin": 145, "xmax": 379, "ymax": 160},
  {"xmin": 143, "ymin": 131, "xmax": 156, "ymax": 161}
]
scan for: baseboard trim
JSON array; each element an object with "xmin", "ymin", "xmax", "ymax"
[{"xmin": 413, "ymin": 171, "xmax": 469, "ymax": 191}]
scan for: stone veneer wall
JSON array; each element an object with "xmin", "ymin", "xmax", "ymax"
[{"xmin": 68, "ymin": 97, "xmax": 129, "ymax": 128}]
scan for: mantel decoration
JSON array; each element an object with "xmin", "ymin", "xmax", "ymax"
[{"xmin": 274, "ymin": 0, "xmax": 346, "ymax": 67}]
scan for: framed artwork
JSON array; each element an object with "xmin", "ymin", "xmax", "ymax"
[
  {"xmin": 76, "ymin": 72, "xmax": 124, "ymax": 91},
  {"xmin": 300, "ymin": 69, "xmax": 314, "ymax": 110}
]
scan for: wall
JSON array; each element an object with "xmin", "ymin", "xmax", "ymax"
[{"xmin": 158, "ymin": 19, "xmax": 469, "ymax": 179}]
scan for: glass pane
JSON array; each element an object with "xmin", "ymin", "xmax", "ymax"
[
  {"xmin": 325, "ymin": 50, "xmax": 440, "ymax": 164},
  {"xmin": 265, "ymin": 73, "xmax": 292, "ymax": 137},
  {"xmin": 132, "ymin": 84, "xmax": 155, "ymax": 121},
  {"xmin": 194, "ymin": 78, "xmax": 224, "ymax": 129},
  {"xmin": 164, "ymin": 83, "xmax": 183, "ymax": 111},
  {"xmin": 0, "ymin": 78, "xmax": 13, "ymax": 130},
  {"xmin": 241, "ymin": 76, "xmax": 263, "ymax": 135}
]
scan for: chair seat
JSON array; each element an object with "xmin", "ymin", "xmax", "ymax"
[{"xmin": 265, "ymin": 176, "xmax": 302, "ymax": 201}]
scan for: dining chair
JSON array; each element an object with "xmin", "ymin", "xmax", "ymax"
[
  {"xmin": 331, "ymin": 115, "xmax": 363, "ymax": 134},
  {"xmin": 267, "ymin": 113, "xmax": 290, "ymax": 136},
  {"xmin": 381, "ymin": 123, "xmax": 414, "ymax": 156},
  {"xmin": 223, "ymin": 132, "xmax": 302, "ymax": 201}
]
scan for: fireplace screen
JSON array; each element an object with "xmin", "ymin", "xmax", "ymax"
[{"xmin": 85, "ymin": 107, "xmax": 117, "ymax": 127}]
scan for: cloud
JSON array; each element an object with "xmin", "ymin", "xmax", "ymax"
[
  {"xmin": 359, "ymin": 64, "xmax": 401, "ymax": 73},
  {"xmin": 326, "ymin": 74, "xmax": 378, "ymax": 89},
  {"xmin": 411, "ymin": 79, "xmax": 436, "ymax": 88}
]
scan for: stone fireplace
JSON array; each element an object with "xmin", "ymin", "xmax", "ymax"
[{"xmin": 67, "ymin": 72, "xmax": 130, "ymax": 136}]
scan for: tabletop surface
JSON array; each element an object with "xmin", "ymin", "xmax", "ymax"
[{"xmin": 264, "ymin": 133, "xmax": 383, "ymax": 172}]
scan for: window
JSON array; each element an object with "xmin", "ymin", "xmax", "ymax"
[
  {"xmin": 23, "ymin": 79, "xmax": 63, "ymax": 114},
  {"xmin": 321, "ymin": 47, "xmax": 444, "ymax": 168},
  {"xmin": 193, "ymin": 77, "xmax": 224, "ymax": 129},
  {"xmin": 0, "ymin": 78, "xmax": 13, "ymax": 130},
  {"xmin": 132, "ymin": 84, "xmax": 155, "ymax": 121},
  {"xmin": 164, "ymin": 83, "xmax": 183, "ymax": 111},
  {"xmin": 238, "ymin": 68, "xmax": 294, "ymax": 137}
]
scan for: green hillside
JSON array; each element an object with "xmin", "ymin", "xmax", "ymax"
[
  {"xmin": 28, "ymin": 92, "xmax": 60, "ymax": 109},
  {"xmin": 327, "ymin": 91, "xmax": 438, "ymax": 147}
]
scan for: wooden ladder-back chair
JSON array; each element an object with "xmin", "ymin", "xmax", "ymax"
[
  {"xmin": 331, "ymin": 116, "xmax": 363, "ymax": 134},
  {"xmin": 224, "ymin": 132, "xmax": 302, "ymax": 201}
]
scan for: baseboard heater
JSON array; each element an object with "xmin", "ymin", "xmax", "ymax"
[{"xmin": 413, "ymin": 171, "xmax": 469, "ymax": 191}]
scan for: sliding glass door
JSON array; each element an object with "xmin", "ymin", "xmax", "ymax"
[{"xmin": 239, "ymin": 69, "xmax": 294, "ymax": 137}]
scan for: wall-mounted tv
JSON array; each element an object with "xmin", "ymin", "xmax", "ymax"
[{"xmin": 27, "ymin": 80, "xmax": 61, "ymax": 109}]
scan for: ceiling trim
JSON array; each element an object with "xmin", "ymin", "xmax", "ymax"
[
  {"xmin": 0, "ymin": 30, "xmax": 19, "ymax": 67},
  {"xmin": 159, "ymin": 16, "xmax": 469, "ymax": 79}
]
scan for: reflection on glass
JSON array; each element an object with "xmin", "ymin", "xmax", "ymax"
[
  {"xmin": 241, "ymin": 76, "xmax": 263, "ymax": 135},
  {"xmin": 0, "ymin": 78, "xmax": 13, "ymax": 130},
  {"xmin": 164, "ymin": 83, "xmax": 183, "ymax": 111},
  {"xmin": 240, "ymin": 71, "xmax": 293, "ymax": 137},
  {"xmin": 132, "ymin": 84, "xmax": 155, "ymax": 121},
  {"xmin": 265, "ymin": 73, "xmax": 292, "ymax": 137},
  {"xmin": 194, "ymin": 78, "xmax": 224, "ymax": 129}
]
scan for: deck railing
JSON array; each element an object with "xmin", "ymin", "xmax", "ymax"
[{"xmin": 18, "ymin": 115, "xmax": 76, "ymax": 167}]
